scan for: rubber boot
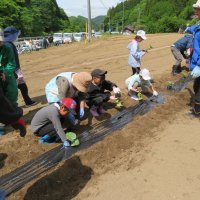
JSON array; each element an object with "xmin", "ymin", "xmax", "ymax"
[
  {"xmin": 11, "ymin": 118, "xmax": 27, "ymax": 137},
  {"xmin": 193, "ymin": 101, "xmax": 200, "ymax": 115}
]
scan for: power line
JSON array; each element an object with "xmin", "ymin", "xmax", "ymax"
[{"xmin": 99, "ymin": 0, "xmax": 109, "ymax": 10}]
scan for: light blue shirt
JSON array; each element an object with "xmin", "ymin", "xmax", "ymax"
[
  {"xmin": 45, "ymin": 72, "xmax": 74, "ymax": 103},
  {"xmin": 127, "ymin": 39, "xmax": 145, "ymax": 68},
  {"xmin": 125, "ymin": 74, "xmax": 151, "ymax": 91}
]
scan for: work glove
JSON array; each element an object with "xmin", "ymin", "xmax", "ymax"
[
  {"xmin": 153, "ymin": 91, "xmax": 158, "ymax": 96},
  {"xmin": 79, "ymin": 108, "xmax": 85, "ymax": 119},
  {"xmin": 63, "ymin": 140, "xmax": 70, "ymax": 148},
  {"xmin": 113, "ymin": 87, "xmax": 121, "ymax": 94},
  {"xmin": 191, "ymin": 66, "xmax": 200, "ymax": 78},
  {"xmin": 113, "ymin": 87, "xmax": 121, "ymax": 98},
  {"xmin": 110, "ymin": 95, "xmax": 117, "ymax": 101}
]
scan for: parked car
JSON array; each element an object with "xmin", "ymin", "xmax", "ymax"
[
  {"xmin": 63, "ymin": 33, "xmax": 74, "ymax": 43},
  {"xmin": 53, "ymin": 33, "xmax": 63, "ymax": 44},
  {"xmin": 73, "ymin": 32, "xmax": 86, "ymax": 42},
  {"xmin": 111, "ymin": 31, "xmax": 121, "ymax": 35},
  {"xmin": 94, "ymin": 32, "xmax": 102, "ymax": 38}
]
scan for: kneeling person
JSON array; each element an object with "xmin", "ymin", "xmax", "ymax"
[
  {"xmin": 125, "ymin": 68, "xmax": 158, "ymax": 100},
  {"xmin": 86, "ymin": 69, "xmax": 121, "ymax": 117},
  {"xmin": 31, "ymin": 98, "xmax": 77, "ymax": 147}
]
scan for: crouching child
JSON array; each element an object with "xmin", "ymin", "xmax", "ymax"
[
  {"xmin": 125, "ymin": 68, "xmax": 158, "ymax": 100},
  {"xmin": 86, "ymin": 69, "xmax": 121, "ymax": 117},
  {"xmin": 31, "ymin": 98, "xmax": 77, "ymax": 147}
]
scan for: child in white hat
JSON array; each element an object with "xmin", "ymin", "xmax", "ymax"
[
  {"xmin": 125, "ymin": 68, "xmax": 158, "ymax": 100},
  {"xmin": 127, "ymin": 30, "xmax": 147, "ymax": 75}
]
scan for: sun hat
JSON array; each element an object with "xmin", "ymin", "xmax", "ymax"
[
  {"xmin": 0, "ymin": 29, "xmax": 4, "ymax": 42},
  {"xmin": 4, "ymin": 27, "xmax": 21, "ymax": 42},
  {"xmin": 73, "ymin": 72, "xmax": 92, "ymax": 93},
  {"xmin": 193, "ymin": 0, "xmax": 200, "ymax": 8},
  {"xmin": 62, "ymin": 98, "xmax": 77, "ymax": 115},
  {"xmin": 139, "ymin": 68, "xmax": 151, "ymax": 80},
  {"xmin": 91, "ymin": 69, "xmax": 107, "ymax": 77},
  {"xmin": 136, "ymin": 30, "xmax": 147, "ymax": 40}
]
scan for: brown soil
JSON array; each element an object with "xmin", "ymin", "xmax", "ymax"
[{"xmin": 0, "ymin": 33, "xmax": 199, "ymax": 200}]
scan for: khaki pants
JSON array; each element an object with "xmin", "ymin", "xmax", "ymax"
[{"xmin": 171, "ymin": 46, "xmax": 182, "ymax": 66}]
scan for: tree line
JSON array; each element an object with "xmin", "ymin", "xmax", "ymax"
[
  {"xmin": 104, "ymin": 0, "xmax": 198, "ymax": 33},
  {"xmin": 0, "ymin": 0, "xmax": 198, "ymax": 36}
]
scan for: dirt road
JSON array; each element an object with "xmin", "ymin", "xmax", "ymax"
[{"xmin": 0, "ymin": 33, "xmax": 199, "ymax": 200}]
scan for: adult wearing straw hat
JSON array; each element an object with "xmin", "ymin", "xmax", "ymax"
[{"xmin": 45, "ymin": 71, "xmax": 92, "ymax": 119}]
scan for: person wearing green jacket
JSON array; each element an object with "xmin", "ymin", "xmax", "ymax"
[{"xmin": 0, "ymin": 28, "xmax": 18, "ymax": 106}]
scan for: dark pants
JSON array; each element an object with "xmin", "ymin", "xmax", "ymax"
[
  {"xmin": 34, "ymin": 123, "xmax": 58, "ymax": 141},
  {"xmin": 132, "ymin": 67, "xmax": 140, "ymax": 75},
  {"xmin": 193, "ymin": 76, "xmax": 200, "ymax": 102},
  {"xmin": 86, "ymin": 92, "xmax": 111, "ymax": 108},
  {"xmin": 18, "ymin": 83, "xmax": 33, "ymax": 105},
  {"xmin": 0, "ymin": 84, "xmax": 22, "ymax": 125}
]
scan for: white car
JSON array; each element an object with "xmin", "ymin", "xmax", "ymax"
[
  {"xmin": 63, "ymin": 33, "xmax": 73, "ymax": 43},
  {"xmin": 53, "ymin": 33, "xmax": 63, "ymax": 44},
  {"xmin": 94, "ymin": 32, "xmax": 102, "ymax": 38},
  {"xmin": 73, "ymin": 33, "xmax": 86, "ymax": 42}
]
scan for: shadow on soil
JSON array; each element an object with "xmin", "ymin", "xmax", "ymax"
[
  {"xmin": 24, "ymin": 156, "xmax": 93, "ymax": 200},
  {"xmin": 0, "ymin": 153, "xmax": 8, "ymax": 169}
]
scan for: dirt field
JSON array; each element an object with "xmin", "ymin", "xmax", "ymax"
[{"xmin": 1, "ymin": 33, "xmax": 200, "ymax": 200}]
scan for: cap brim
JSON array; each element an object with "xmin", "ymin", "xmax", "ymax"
[
  {"xmin": 141, "ymin": 36, "xmax": 147, "ymax": 40},
  {"xmin": 92, "ymin": 70, "xmax": 107, "ymax": 77},
  {"xmin": 142, "ymin": 76, "xmax": 151, "ymax": 80},
  {"xmin": 193, "ymin": 4, "xmax": 200, "ymax": 8}
]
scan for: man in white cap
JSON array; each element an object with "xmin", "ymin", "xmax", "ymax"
[
  {"xmin": 127, "ymin": 30, "xmax": 147, "ymax": 75},
  {"xmin": 185, "ymin": 0, "xmax": 200, "ymax": 114},
  {"xmin": 45, "ymin": 72, "xmax": 92, "ymax": 119},
  {"xmin": 125, "ymin": 68, "xmax": 158, "ymax": 100}
]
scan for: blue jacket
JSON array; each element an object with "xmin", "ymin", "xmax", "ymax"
[
  {"xmin": 186, "ymin": 21, "xmax": 200, "ymax": 70},
  {"xmin": 174, "ymin": 34, "xmax": 193, "ymax": 52}
]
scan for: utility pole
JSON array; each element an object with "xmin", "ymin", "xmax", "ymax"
[
  {"xmin": 87, "ymin": 0, "xmax": 92, "ymax": 42},
  {"xmin": 122, "ymin": 0, "xmax": 125, "ymax": 33},
  {"xmin": 109, "ymin": 15, "xmax": 111, "ymax": 33},
  {"xmin": 137, "ymin": 7, "xmax": 141, "ymax": 30}
]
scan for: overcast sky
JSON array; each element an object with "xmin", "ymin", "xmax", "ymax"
[{"xmin": 56, "ymin": 0, "xmax": 123, "ymax": 18}]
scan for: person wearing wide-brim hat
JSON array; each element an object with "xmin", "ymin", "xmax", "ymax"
[
  {"xmin": 4, "ymin": 26, "xmax": 37, "ymax": 107},
  {"xmin": 0, "ymin": 28, "xmax": 18, "ymax": 106},
  {"xmin": 45, "ymin": 71, "xmax": 92, "ymax": 119},
  {"xmin": 0, "ymin": 28, "xmax": 26, "ymax": 137},
  {"xmin": 185, "ymin": 0, "xmax": 200, "ymax": 114},
  {"xmin": 127, "ymin": 30, "xmax": 147, "ymax": 76}
]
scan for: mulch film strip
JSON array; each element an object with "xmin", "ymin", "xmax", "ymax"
[{"xmin": 0, "ymin": 75, "xmax": 193, "ymax": 197}]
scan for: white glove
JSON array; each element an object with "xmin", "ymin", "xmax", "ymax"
[
  {"xmin": 153, "ymin": 91, "xmax": 158, "ymax": 96},
  {"xmin": 110, "ymin": 95, "xmax": 117, "ymax": 101},
  {"xmin": 113, "ymin": 87, "xmax": 121, "ymax": 94},
  {"xmin": 191, "ymin": 66, "xmax": 200, "ymax": 78}
]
